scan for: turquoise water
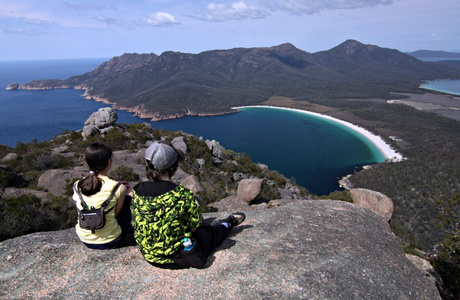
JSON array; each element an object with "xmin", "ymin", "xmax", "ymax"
[
  {"xmin": 1, "ymin": 59, "xmax": 386, "ymax": 194},
  {"xmin": 151, "ymin": 106, "xmax": 385, "ymax": 194},
  {"xmin": 421, "ymin": 79, "xmax": 460, "ymax": 96}
]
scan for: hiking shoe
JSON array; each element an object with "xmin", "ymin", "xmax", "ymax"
[{"xmin": 212, "ymin": 212, "xmax": 246, "ymax": 229}]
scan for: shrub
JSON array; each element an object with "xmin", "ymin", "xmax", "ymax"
[
  {"xmin": 316, "ymin": 190, "xmax": 353, "ymax": 202},
  {"xmin": 109, "ymin": 166, "xmax": 140, "ymax": 182},
  {"xmin": 432, "ymin": 229, "xmax": 460, "ymax": 300}
]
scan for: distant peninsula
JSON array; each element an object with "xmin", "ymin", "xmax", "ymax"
[{"xmin": 16, "ymin": 39, "xmax": 460, "ymax": 121}]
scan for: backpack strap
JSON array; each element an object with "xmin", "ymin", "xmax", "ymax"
[
  {"xmin": 103, "ymin": 183, "xmax": 121, "ymax": 213},
  {"xmin": 75, "ymin": 182, "xmax": 121, "ymax": 212}
]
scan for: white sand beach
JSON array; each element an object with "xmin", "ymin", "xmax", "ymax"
[{"xmin": 233, "ymin": 105, "xmax": 404, "ymax": 162}]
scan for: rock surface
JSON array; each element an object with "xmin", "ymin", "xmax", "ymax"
[
  {"xmin": 37, "ymin": 169, "xmax": 86, "ymax": 196},
  {"xmin": 350, "ymin": 188, "xmax": 394, "ymax": 221},
  {"xmin": 0, "ymin": 201, "xmax": 440, "ymax": 299},
  {"xmin": 237, "ymin": 178, "xmax": 263, "ymax": 204},
  {"xmin": 81, "ymin": 107, "xmax": 118, "ymax": 139},
  {"xmin": 1, "ymin": 153, "xmax": 18, "ymax": 162}
]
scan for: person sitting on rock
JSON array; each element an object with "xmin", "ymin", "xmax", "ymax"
[
  {"xmin": 130, "ymin": 140, "xmax": 245, "ymax": 269},
  {"xmin": 73, "ymin": 142, "xmax": 132, "ymax": 249}
]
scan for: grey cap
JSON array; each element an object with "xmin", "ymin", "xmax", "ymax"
[{"xmin": 145, "ymin": 140, "xmax": 185, "ymax": 171}]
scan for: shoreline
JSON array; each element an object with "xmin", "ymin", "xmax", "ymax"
[
  {"xmin": 82, "ymin": 90, "xmax": 236, "ymax": 121},
  {"xmin": 81, "ymin": 88, "xmax": 403, "ymax": 162},
  {"xmin": 232, "ymin": 105, "xmax": 404, "ymax": 162}
]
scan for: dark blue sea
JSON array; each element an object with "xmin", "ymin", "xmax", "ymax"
[{"xmin": 1, "ymin": 58, "xmax": 417, "ymax": 195}]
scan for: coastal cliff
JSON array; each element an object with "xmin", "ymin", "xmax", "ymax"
[{"xmin": 0, "ymin": 201, "xmax": 440, "ymax": 299}]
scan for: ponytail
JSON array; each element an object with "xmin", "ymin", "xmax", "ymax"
[
  {"xmin": 78, "ymin": 142, "xmax": 112, "ymax": 196},
  {"xmin": 78, "ymin": 172, "xmax": 104, "ymax": 196}
]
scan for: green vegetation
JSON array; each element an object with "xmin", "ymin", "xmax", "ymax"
[
  {"xmin": 432, "ymin": 228, "xmax": 460, "ymax": 300},
  {"xmin": 0, "ymin": 123, "xmax": 306, "ymax": 242},
  {"xmin": 22, "ymin": 40, "xmax": 460, "ymax": 119},
  {"xmin": 109, "ymin": 166, "xmax": 140, "ymax": 182},
  {"xmin": 8, "ymin": 40, "xmax": 460, "ymax": 296},
  {"xmin": 312, "ymin": 97, "xmax": 460, "ymax": 298},
  {"xmin": 0, "ymin": 193, "xmax": 76, "ymax": 242},
  {"xmin": 315, "ymin": 190, "xmax": 353, "ymax": 202}
]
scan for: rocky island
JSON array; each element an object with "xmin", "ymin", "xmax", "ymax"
[{"xmin": 5, "ymin": 82, "xmax": 19, "ymax": 90}]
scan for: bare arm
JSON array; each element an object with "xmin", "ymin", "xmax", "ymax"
[{"xmin": 115, "ymin": 182, "xmax": 132, "ymax": 216}]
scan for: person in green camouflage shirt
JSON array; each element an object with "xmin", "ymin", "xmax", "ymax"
[{"xmin": 131, "ymin": 140, "xmax": 245, "ymax": 269}]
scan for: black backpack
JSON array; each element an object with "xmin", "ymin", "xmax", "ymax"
[{"xmin": 75, "ymin": 182, "xmax": 121, "ymax": 233}]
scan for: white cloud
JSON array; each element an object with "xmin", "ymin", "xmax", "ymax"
[
  {"xmin": 193, "ymin": 1, "xmax": 269, "ymax": 22},
  {"xmin": 137, "ymin": 12, "xmax": 179, "ymax": 26},
  {"xmin": 64, "ymin": 1, "xmax": 112, "ymax": 12},
  {"xmin": 19, "ymin": 17, "xmax": 55, "ymax": 26},
  {"xmin": 260, "ymin": 0, "xmax": 395, "ymax": 15},
  {"xmin": 4, "ymin": 27, "xmax": 42, "ymax": 35},
  {"xmin": 94, "ymin": 15, "xmax": 134, "ymax": 29}
]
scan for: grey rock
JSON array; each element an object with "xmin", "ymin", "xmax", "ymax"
[
  {"xmin": 180, "ymin": 175, "xmax": 205, "ymax": 194},
  {"xmin": 209, "ymin": 195, "xmax": 251, "ymax": 212},
  {"xmin": 267, "ymin": 198, "xmax": 300, "ymax": 208},
  {"xmin": 213, "ymin": 157, "xmax": 223, "ymax": 166},
  {"xmin": 196, "ymin": 158, "xmax": 205, "ymax": 168},
  {"xmin": 3, "ymin": 188, "xmax": 50, "ymax": 203},
  {"xmin": 206, "ymin": 139, "xmax": 226, "ymax": 159},
  {"xmin": 1, "ymin": 153, "xmax": 18, "ymax": 162},
  {"xmin": 82, "ymin": 107, "xmax": 118, "ymax": 139},
  {"xmin": 111, "ymin": 149, "xmax": 145, "ymax": 180},
  {"xmin": 405, "ymin": 254, "xmax": 440, "ymax": 288},
  {"xmin": 232, "ymin": 172, "xmax": 248, "ymax": 181},
  {"xmin": 37, "ymin": 169, "xmax": 86, "ymax": 196},
  {"xmin": 278, "ymin": 188, "xmax": 293, "ymax": 199},
  {"xmin": 0, "ymin": 201, "xmax": 440, "ymax": 299},
  {"xmin": 237, "ymin": 178, "xmax": 263, "ymax": 204},
  {"xmin": 172, "ymin": 136, "xmax": 188, "ymax": 154},
  {"xmin": 350, "ymin": 188, "xmax": 394, "ymax": 221},
  {"xmin": 171, "ymin": 167, "xmax": 190, "ymax": 183}
]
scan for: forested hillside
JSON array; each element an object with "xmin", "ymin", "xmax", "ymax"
[{"xmin": 20, "ymin": 40, "xmax": 460, "ymax": 120}]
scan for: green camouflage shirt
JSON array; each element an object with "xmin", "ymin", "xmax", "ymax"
[{"xmin": 131, "ymin": 184, "xmax": 201, "ymax": 264}]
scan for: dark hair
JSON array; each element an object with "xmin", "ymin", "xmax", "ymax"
[
  {"xmin": 78, "ymin": 142, "xmax": 113, "ymax": 196},
  {"xmin": 146, "ymin": 160, "xmax": 178, "ymax": 181}
]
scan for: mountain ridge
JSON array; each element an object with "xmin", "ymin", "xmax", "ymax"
[{"xmin": 18, "ymin": 39, "xmax": 460, "ymax": 120}]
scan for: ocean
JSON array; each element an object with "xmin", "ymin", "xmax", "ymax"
[
  {"xmin": 421, "ymin": 79, "xmax": 460, "ymax": 96},
  {"xmin": 4, "ymin": 58, "xmax": 455, "ymax": 195}
]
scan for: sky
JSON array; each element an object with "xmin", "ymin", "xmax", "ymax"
[{"xmin": 0, "ymin": 0, "xmax": 459, "ymax": 61}]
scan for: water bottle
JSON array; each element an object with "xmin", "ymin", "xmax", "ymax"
[{"xmin": 183, "ymin": 237, "xmax": 195, "ymax": 251}]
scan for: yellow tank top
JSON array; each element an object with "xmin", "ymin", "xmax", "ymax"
[{"xmin": 73, "ymin": 176, "xmax": 122, "ymax": 244}]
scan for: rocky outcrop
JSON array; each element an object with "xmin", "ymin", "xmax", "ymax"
[
  {"xmin": 180, "ymin": 175, "xmax": 205, "ymax": 194},
  {"xmin": 350, "ymin": 188, "xmax": 394, "ymax": 222},
  {"xmin": 0, "ymin": 201, "xmax": 440, "ymax": 299},
  {"xmin": 2, "ymin": 188, "xmax": 49, "ymax": 202},
  {"xmin": 37, "ymin": 169, "xmax": 86, "ymax": 196},
  {"xmin": 81, "ymin": 107, "xmax": 118, "ymax": 139},
  {"xmin": 1, "ymin": 153, "xmax": 18, "ymax": 162},
  {"xmin": 237, "ymin": 178, "xmax": 263, "ymax": 204},
  {"xmin": 206, "ymin": 139, "xmax": 226, "ymax": 161},
  {"xmin": 209, "ymin": 195, "xmax": 252, "ymax": 212},
  {"xmin": 171, "ymin": 136, "xmax": 188, "ymax": 154},
  {"xmin": 5, "ymin": 82, "xmax": 19, "ymax": 90}
]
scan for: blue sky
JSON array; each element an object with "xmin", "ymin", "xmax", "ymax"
[{"xmin": 1, "ymin": 0, "xmax": 459, "ymax": 60}]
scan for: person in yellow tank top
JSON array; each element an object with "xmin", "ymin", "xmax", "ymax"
[{"xmin": 73, "ymin": 142, "xmax": 132, "ymax": 250}]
